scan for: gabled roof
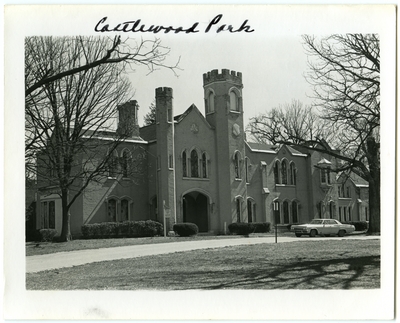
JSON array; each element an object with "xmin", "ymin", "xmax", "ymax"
[
  {"xmin": 246, "ymin": 142, "xmax": 277, "ymax": 154},
  {"xmin": 174, "ymin": 104, "xmax": 213, "ymax": 129},
  {"xmin": 286, "ymin": 145, "xmax": 307, "ymax": 156},
  {"xmin": 338, "ymin": 171, "xmax": 369, "ymax": 188}
]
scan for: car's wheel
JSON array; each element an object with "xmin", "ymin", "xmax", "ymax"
[
  {"xmin": 338, "ymin": 230, "xmax": 346, "ymax": 237},
  {"xmin": 309, "ymin": 229, "xmax": 317, "ymax": 237},
  {"xmin": 295, "ymin": 233, "xmax": 302, "ymax": 237}
]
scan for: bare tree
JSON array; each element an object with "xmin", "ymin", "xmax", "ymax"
[
  {"xmin": 26, "ymin": 36, "xmax": 179, "ymax": 241},
  {"xmin": 248, "ymin": 34, "xmax": 380, "ymax": 233}
]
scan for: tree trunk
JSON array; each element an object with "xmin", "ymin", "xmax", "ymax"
[
  {"xmin": 366, "ymin": 137, "xmax": 380, "ymax": 234},
  {"xmin": 60, "ymin": 188, "xmax": 72, "ymax": 241}
]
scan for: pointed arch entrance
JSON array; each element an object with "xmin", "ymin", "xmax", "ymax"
[{"xmin": 182, "ymin": 190, "xmax": 209, "ymax": 232}]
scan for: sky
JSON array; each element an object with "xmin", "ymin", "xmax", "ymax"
[{"xmin": 127, "ymin": 33, "xmax": 313, "ymax": 128}]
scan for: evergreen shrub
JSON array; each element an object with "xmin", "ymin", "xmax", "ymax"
[
  {"xmin": 342, "ymin": 221, "xmax": 369, "ymax": 231},
  {"xmin": 81, "ymin": 220, "xmax": 163, "ymax": 239},
  {"xmin": 228, "ymin": 222, "xmax": 271, "ymax": 235},
  {"xmin": 37, "ymin": 229, "xmax": 58, "ymax": 242},
  {"xmin": 173, "ymin": 223, "xmax": 199, "ymax": 237}
]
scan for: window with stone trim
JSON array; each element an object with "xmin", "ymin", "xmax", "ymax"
[
  {"xmin": 234, "ymin": 151, "xmax": 241, "ymax": 179},
  {"xmin": 190, "ymin": 149, "xmax": 199, "ymax": 178},
  {"xmin": 182, "ymin": 151, "xmax": 187, "ymax": 177},
  {"xmin": 274, "ymin": 161, "xmax": 280, "ymax": 184},
  {"xmin": 290, "ymin": 162, "xmax": 297, "ymax": 185},
  {"xmin": 230, "ymin": 91, "xmax": 239, "ymax": 112},
  {"xmin": 281, "ymin": 160, "xmax": 288, "ymax": 185},
  {"xmin": 108, "ymin": 198, "xmax": 117, "ymax": 222},
  {"xmin": 202, "ymin": 152, "xmax": 208, "ymax": 178}
]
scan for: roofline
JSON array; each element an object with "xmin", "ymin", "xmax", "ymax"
[
  {"xmin": 245, "ymin": 141, "xmax": 276, "ymax": 154},
  {"xmin": 82, "ymin": 135, "xmax": 148, "ymax": 144}
]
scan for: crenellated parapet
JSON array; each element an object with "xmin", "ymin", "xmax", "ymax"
[
  {"xmin": 203, "ymin": 69, "xmax": 243, "ymax": 86},
  {"xmin": 156, "ymin": 87, "xmax": 173, "ymax": 97}
]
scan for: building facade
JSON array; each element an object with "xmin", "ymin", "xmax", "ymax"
[{"xmin": 36, "ymin": 69, "xmax": 369, "ymax": 237}]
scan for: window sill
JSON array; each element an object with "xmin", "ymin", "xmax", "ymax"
[
  {"xmin": 235, "ymin": 178, "xmax": 242, "ymax": 182},
  {"xmin": 275, "ymin": 184, "xmax": 296, "ymax": 187},
  {"xmin": 183, "ymin": 177, "xmax": 209, "ymax": 181}
]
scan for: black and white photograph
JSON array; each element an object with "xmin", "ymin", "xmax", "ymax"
[{"xmin": 3, "ymin": 4, "xmax": 396, "ymax": 321}]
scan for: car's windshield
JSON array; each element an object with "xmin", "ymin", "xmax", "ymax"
[{"xmin": 310, "ymin": 219, "xmax": 324, "ymax": 224}]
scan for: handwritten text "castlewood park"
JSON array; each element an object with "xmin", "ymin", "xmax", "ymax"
[{"xmin": 94, "ymin": 14, "xmax": 255, "ymax": 34}]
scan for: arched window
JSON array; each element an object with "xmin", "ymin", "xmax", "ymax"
[
  {"xmin": 207, "ymin": 91, "xmax": 215, "ymax": 113},
  {"xmin": 182, "ymin": 151, "xmax": 187, "ymax": 177},
  {"xmin": 292, "ymin": 201, "xmax": 298, "ymax": 223},
  {"xmin": 108, "ymin": 198, "xmax": 117, "ymax": 222},
  {"xmin": 290, "ymin": 162, "xmax": 297, "ymax": 185},
  {"xmin": 121, "ymin": 149, "xmax": 131, "ymax": 177},
  {"xmin": 108, "ymin": 150, "xmax": 119, "ymax": 178},
  {"xmin": 236, "ymin": 198, "xmax": 241, "ymax": 222},
  {"xmin": 202, "ymin": 152, "xmax": 207, "ymax": 178},
  {"xmin": 283, "ymin": 200, "xmax": 290, "ymax": 223},
  {"xmin": 247, "ymin": 198, "xmax": 256, "ymax": 223},
  {"xmin": 272, "ymin": 200, "xmax": 281, "ymax": 224},
  {"xmin": 190, "ymin": 149, "xmax": 199, "ymax": 178},
  {"xmin": 234, "ymin": 151, "xmax": 241, "ymax": 179},
  {"xmin": 281, "ymin": 160, "xmax": 288, "ymax": 185},
  {"xmin": 121, "ymin": 199, "xmax": 129, "ymax": 221},
  {"xmin": 245, "ymin": 157, "xmax": 250, "ymax": 183},
  {"xmin": 321, "ymin": 167, "xmax": 331, "ymax": 185},
  {"xmin": 230, "ymin": 91, "xmax": 239, "ymax": 111},
  {"xmin": 274, "ymin": 161, "xmax": 280, "ymax": 184}
]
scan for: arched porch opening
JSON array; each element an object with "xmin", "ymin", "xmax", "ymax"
[{"xmin": 182, "ymin": 191, "xmax": 209, "ymax": 232}]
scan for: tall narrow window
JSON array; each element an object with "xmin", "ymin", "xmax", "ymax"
[
  {"xmin": 202, "ymin": 152, "xmax": 207, "ymax": 178},
  {"xmin": 108, "ymin": 151, "xmax": 119, "ymax": 178},
  {"xmin": 167, "ymin": 106, "xmax": 172, "ymax": 122},
  {"xmin": 283, "ymin": 201, "xmax": 289, "ymax": 223},
  {"xmin": 121, "ymin": 199, "xmax": 129, "ymax": 222},
  {"xmin": 122, "ymin": 150, "xmax": 130, "ymax": 177},
  {"xmin": 274, "ymin": 161, "xmax": 280, "ymax": 184},
  {"xmin": 245, "ymin": 157, "xmax": 250, "ymax": 183},
  {"xmin": 190, "ymin": 149, "xmax": 199, "ymax": 178},
  {"xmin": 236, "ymin": 199, "xmax": 241, "ymax": 222},
  {"xmin": 207, "ymin": 91, "xmax": 215, "ymax": 113},
  {"xmin": 48, "ymin": 201, "xmax": 55, "ymax": 229},
  {"xmin": 168, "ymin": 154, "xmax": 173, "ymax": 169},
  {"xmin": 42, "ymin": 201, "xmax": 48, "ymax": 228},
  {"xmin": 108, "ymin": 199, "xmax": 117, "ymax": 222},
  {"xmin": 234, "ymin": 152, "xmax": 241, "ymax": 179},
  {"xmin": 247, "ymin": 199, "xmax": 253, "ymax": 223},
  {"xmin": 290, "ymin": 162, "xmax": 296, "ymax": 185},
  {"xmin": 281, "ymin": 160, "xmax": 288, "ymax": 185},
  {"xmin": 292, "ymin": 201, "xmax": 298, "ymax": 223},
  {"xmin": 230, "ymin": 91, "xmax": 239, "ymax": 111},
  {"xmin": 329, "ymin": 202, "xmax": 334, "ymax": 219},
  {"xmin": 182, "ymin": 151, "xmax": 187, "ymax": 177},
  {"xmin": 317, "ymin": 202, "xmax": 322, "ymax": 218}
]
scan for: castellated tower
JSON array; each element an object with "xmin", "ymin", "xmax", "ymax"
[
  {"xmin": 203, "ymin": 69, "xmax": 248, "ymax": 227},
  {"xmin": 116, "ymin": 100, "xmax": 140, "ymax": 138},
  {"xmin": 155, "ymin": 87, "xmax": 176, "ymax": 232}
]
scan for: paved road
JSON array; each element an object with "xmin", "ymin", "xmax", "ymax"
[{"xmin": 26, "ymin": 235, "xmax": 379, "ymax": 273}]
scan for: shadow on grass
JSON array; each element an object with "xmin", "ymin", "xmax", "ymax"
[{"xmin": 135, "ymin": 255, "xmax": 379, "ymax": 290}]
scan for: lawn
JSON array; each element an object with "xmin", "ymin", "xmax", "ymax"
[
  {"xmin": 26, "ymin": 239, "xmax": 380, "ymax": 290},
  {"xmin": 26, "ymin": 233, "xmax": 297, "ymax": 256}
]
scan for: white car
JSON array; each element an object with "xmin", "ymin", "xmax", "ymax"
[{"xmin": 291, "ymin": 219, "xmax": 356, "ymax": 237}]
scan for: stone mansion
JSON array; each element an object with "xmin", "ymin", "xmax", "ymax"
[{"xmin": 36, "ymin": 69, "xmax": 369, "ymax": 236}]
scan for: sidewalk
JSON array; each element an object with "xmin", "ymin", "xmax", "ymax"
[{"xmin": 26, "ymin": 235, "xmax": 379, "ymax": 273}]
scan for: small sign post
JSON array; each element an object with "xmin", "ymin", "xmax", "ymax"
[{"xmin": 273, "ymin": 200, "xmax": 279, "ymax": 243}]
